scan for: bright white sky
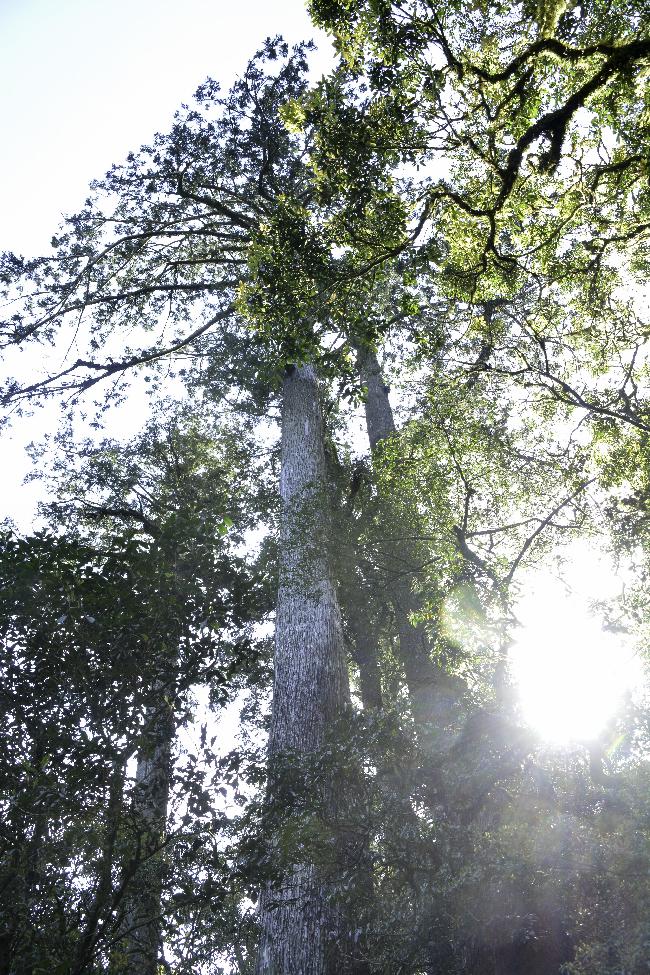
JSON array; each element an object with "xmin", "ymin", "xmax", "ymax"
[
  {"xmin": 0, "ymin": 0, "xmax": 333, "ymax": 254},
  {"xmin": 0, "ymin": 1, "xmax": 644, "ymax": 745}
]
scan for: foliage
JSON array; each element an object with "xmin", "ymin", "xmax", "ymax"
[
  {"xmin": 1, "ymin": 9, "xmax": 649, "ymax": 974},
  {"xmin": 0, "ymin": 407, "xmax": 271, "ymax": 974}
]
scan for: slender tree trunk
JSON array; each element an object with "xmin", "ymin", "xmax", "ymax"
[
  {"xmin": 322, "ymin": 424, "xmax": 383, "ymax": 712},
  {"xmin": 356, "ymin": 344, "xmax": 457, "ymax": 733},
  {"xmin": 72, "ymin": 761, "xmax": 125, "ymax": 975},
  {"xmin": 343, "ymin": 597, "xmax": 383, "ymax": 711},
  {"xmin": 255, "ymin": 364, "xmax": 353, "ymax": 975},
  {"xmin": 357, "ymin": 346, "xmax": 396, "ymax": 454},
  {"xmin": 114, "ymin": 698, "xmax": 174, "ymax": 975}
]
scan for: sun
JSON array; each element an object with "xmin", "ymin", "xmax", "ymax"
[{"xmin": 509, "ymin": 565, "xmax": 640, "ymax": 744}]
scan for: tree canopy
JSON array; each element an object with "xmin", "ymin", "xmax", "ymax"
[{"xmin": 1, "ymin": 6, "xmax": 649, "ymax": 974}]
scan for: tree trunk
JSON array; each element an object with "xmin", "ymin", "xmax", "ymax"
[
  {"xmin": 343, "ymin": 596, "xmax": 383, "ymax": 711},
  {"xmin": 356, "ymin": 344, "xmax": 457, "ymax": 734},
  {"xmin": 114, "ymin": 699, "xmax": 174, "ymax": 975},
  {"xmin": 255, "ymin": 364, "xmax": 354, "ymax": 975},
  {"xmin": 322, "ymin": 422, "xmax": 383, "ymax": 712},
  {"xmin": 73, "ymin": 761, "xmax": 125, "ymax": 975}
]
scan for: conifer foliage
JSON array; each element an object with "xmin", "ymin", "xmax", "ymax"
[{"xmin": 1, "ymin": 6, "xmax": 649, "ymax": 974}]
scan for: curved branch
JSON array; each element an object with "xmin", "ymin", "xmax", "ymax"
[{"xmin": 3, "ymin": 305, "xmax": 235, "ymax": 404}]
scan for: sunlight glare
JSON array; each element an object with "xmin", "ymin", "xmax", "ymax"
[{"xmin": 510, "ymin": 550, "xmax": 640, "ymax": 743}]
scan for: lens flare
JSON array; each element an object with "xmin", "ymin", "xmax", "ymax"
[{"xmin": 510, "ymin": 570, "xmax": 639, "ymax": 743}]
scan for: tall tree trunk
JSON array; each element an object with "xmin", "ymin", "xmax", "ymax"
[
  {"xmin": 356, "ymin": 344, "xmax": 457, "ymax": 734},
  {"xmin": 322, "ymin": 425, "xmax": 383, "ymax": 712},
  {"xmin": 114, "ymin": 698, "xmax": 174, "ymax": 975},
  {"xmin": 255, "ymin": 364, "xmax": 354, "ymax": 975},
  {"xmin": 342, "ymin": 595, "xmax": 383, "ymax": 711}
]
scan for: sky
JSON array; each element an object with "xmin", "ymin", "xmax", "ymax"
[
  {"xmin": 0, "ymin": 0, "xmax": 333, "ymax": 254},
  {"xmin": 0, "ymin": 0, "xmax": 644, "ymax": 744},
  {"xmin": 0, "ymin": 0, "xmax": 333, "ymax": 524}
]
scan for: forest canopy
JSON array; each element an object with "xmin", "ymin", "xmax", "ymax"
[{"xmin": 1, "ymin": 3, "xmax": 649, "ymax": 974}]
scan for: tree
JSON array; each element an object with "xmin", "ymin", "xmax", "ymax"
[
  {"xmin": 0, "ymin": 40, "xmax": 370, "ymax": 974},
  {"xmin": 308, "ymin": 0, "xmax": 650, "ymax": 286},
  {"xmin": 2, "ymin": 15, "xmax": 649, "ymax": 974},
  {"xmin": 0, "ymin": 406, "xmax": 265, "ymax": 975},
  {"xmin": 255, "ymin": 364, "xmax": 357, "ymax": 974}
]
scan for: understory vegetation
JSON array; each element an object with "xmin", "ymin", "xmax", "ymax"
[{"xmin": 1, "ymin": 2, "xmax": 649, "ymax": 972}]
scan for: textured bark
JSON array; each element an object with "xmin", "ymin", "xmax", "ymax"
[
  {"xmin": 357, "ymin": 345, "xmax": 456, "ymax": 733},
  {"xmin": 255, "ymin": 365, "xmax": 354, "ymax": 975},
  {"xmin": 115, "ymin": 699, "xmax": 174, "ymax": 975},
  {"xmin": 357, "ymin": 346, "xmax": 396, "ymax": 452},
  {"xmin": 343, "ymin": 597, "xmax": 383, "ymax": 711},
  {"xmin": 322, "ymin": 430, "xmax": 383, "ymax": 712}
]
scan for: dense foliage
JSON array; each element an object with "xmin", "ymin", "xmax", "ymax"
[{"xmin": 0, "ymin": 4, "xmax": 649, "ymax": 973}]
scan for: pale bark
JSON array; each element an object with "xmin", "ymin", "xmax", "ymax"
[
  {"xmin": 114, "ymin": 699, "xmax": 174, "ymax": 975},
  {"xmin": 357, "ymin": 347, "xmax": 396, "ymax": 452},
  {"xmin": 255, "ymin": 364, "xmax": 354, "ymax": 975}
]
